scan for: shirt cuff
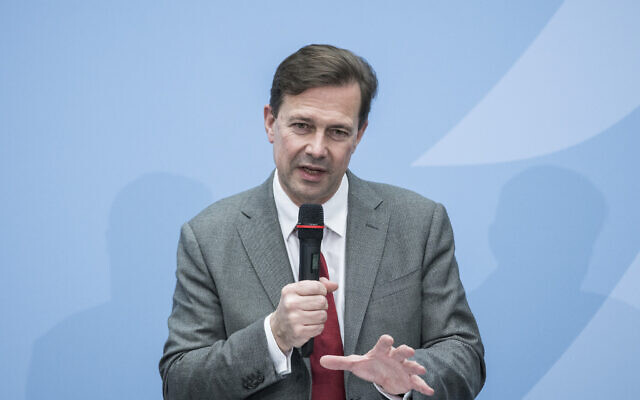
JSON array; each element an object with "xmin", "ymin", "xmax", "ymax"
[
  {"xmin": 264, "ymin": 314, "xmax": 292, "ymax": 375},
  {"xmin": 374, "ymin": 382, "xmax": 410, "ymax": 400}
]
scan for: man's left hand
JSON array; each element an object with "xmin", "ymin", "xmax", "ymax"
[{"xmin": 320, "ymin": 334, "xmax": 434, "ymax": 397}]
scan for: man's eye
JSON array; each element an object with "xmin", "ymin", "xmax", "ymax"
[
  {"xmin": 292, "ymin": 123, "xmax": 310, "ymax": 130},
  {"xmin": 329, "ymin": 129, "xmax": 349, "ymax": 139}
]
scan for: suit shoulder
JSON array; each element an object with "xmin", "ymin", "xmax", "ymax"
[
  {"xmin": 353, "ymin": 177, "xmax": 454, "ymax": 243},
  {"xmin": 186, "ymin": 185, "xmax": 262, "ymax": 233},
  {"xmin": 360, "ymin": 179, "xmax": 440, "ymax": 212}
]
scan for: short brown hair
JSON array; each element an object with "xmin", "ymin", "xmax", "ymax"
[{"xmin": 269, "ymin": 44, "xmax": 378, "ymax": 130}]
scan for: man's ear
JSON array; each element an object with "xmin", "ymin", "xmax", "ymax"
[{"xmin": 264, "ymin": 105, "xmax": 276, "ymax": 143}]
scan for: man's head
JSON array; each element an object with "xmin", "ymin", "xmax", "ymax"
[
  {"xmin": 269, "ymin": 44, "xmax": 378, "ymax": 131},
  {"xmin": 264, "ymin": 44, "xmax": 378, "ymax": 206}
]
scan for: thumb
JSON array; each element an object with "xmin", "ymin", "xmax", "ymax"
[
  {"xmin": 319, "ymin": 277, "xmax": 338, "ymax": 293},
  {"xmin": 320, "ymin": 355, "xmax": 355, "ymax": 371}
]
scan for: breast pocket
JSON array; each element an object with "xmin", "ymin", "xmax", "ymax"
[{"xmin": 369, "ymin": 267, "xmax": 421, "ymax": 303}]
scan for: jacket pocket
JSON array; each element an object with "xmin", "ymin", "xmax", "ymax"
[{"xmin": 369, "ymin": 267, "xmax": 421, "ymax": 302}]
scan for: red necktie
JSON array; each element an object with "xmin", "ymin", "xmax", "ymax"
[{"xmin": 310, "ymin": 253, "xmax": 346, "ymax": 400}]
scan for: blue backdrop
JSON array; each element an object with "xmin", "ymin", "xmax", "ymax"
[{"xmin": 2, "ymin": 1, "xmax": 639, "ymax": 399}]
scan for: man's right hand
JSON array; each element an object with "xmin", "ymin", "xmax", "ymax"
[{"xmin": 270, "ymin": 277, "xmax": 338, "ymax": 353}]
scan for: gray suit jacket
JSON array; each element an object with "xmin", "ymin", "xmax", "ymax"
[{"xmin": 160, "ymin": 171, "xmax": 485, "ymax": 400}]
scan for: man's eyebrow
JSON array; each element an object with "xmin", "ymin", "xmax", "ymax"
[
  {"xmin": 285, "ymin": 115, "xmax": 354, "ymax": 131},
  {"xmin": 327, "ymin": 123, "xmax": 354, "ymax": 131},
  {"xmin": 286, "ymin": 115, "xmax": 314, "ymax": 123}
]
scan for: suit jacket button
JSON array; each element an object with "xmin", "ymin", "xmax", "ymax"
[
  {"xmin": 242, "ymin": 377, "xmax": 254, "ymax": 389},
  {"xmin": 242, "ymin": 371, "xmax": 264, "ymax": 390}
]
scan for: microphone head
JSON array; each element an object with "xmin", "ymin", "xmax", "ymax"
[
  {"xmin": 298, "ymin": 204, "xmax": 324, "ymax": 226},
  {"xmin": 297, "ymin": 204, "xmax": 324, "ymax": 240}
]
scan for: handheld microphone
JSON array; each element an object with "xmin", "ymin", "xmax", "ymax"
[{"xmin": 297, "ymin": 203, "xmax": 324, "ymax": 357}]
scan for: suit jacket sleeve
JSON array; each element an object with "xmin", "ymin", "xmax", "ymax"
[
  {"xmin": 159, "ymin": 222, "xmax": 282, "ymax": 400},
  {"xmin": 411, "ymin": 203, "xmax": 485, "ymax": 399}
]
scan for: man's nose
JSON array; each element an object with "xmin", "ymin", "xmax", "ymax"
[{"xmin": 304, "ymin": 131, "xmax": 328, "ymax": 159}]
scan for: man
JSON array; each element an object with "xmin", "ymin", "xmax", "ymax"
[{"xmin": 160, "ymin": 44, "xmax": 485, "ymax": 400}]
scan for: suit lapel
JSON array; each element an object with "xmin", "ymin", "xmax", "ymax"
[
  {"xmin": 236, "ymin": 174, "xmax": 294, "ymax": 309},
  {"xmin": 343, "ymin": 171, "xmax": 390, "ymax": 358}
]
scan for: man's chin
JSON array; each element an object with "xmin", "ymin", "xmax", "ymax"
[{"xmin": 290, "ymin": 184, "xmax": 332, "ymax": 205}]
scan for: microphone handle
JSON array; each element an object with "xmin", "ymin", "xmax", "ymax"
[
  {"xmin": 299, "ymin": 237, "xmax": 321, "ymax": 357},
  {"xmin": 301, "ymin": 337, "xmax": 314, "ymax": 357}
]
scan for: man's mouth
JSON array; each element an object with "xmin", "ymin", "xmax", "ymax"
[{"xmin": 300, "ymin": 166, "xmax": 326, "ymax": 175}]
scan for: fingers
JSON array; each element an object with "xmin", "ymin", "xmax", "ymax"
[
  {"xmin": 410, "ymin": 374, "xmax": 435, "ymax": 396},
  {"xmin": 287, "ymin": 280, "xmax": 328, "ymax": 296},
  {"xmin": 279, "ymin": 295, "xmax": 327, "ymax": 317},
  {"xmin": 372, "ymin": 334, "xmax": 394, "ymax": 355},
  {"xmin": 298, "ymin": 295, "xmax": 328, "ymax": 311},
  {"xmin": 402, "ymin": 359, "xmax": 427, "ymax": 376},
  {"xmin": 391, "ymin": 344, "xmax": 415, "ymax": 362},
  {"xmin": 320, "ymin": 354, "xmax": 360, "ymax": 371},
  {"xmin": 296, "ymin": 323, "xmax": 325, "ymax": 339},
  {"xmin": 391, "ymin": 344, "xmax": 425, "ymax": 376},
  {"xmin": 319, "ymin": 277, "xmax": 339, "ymax": 293},
  {"xmin": 331, "ymin": 335, "xmax": 433, "ymax": 397},
  {"xmin": 272, "ymin": 280, "xmax": 337, "ymax": 351}
]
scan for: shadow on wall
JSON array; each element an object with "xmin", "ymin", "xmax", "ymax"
[
  {"xmin": 26, "ymin": 173, "xmax": 211, "ymax": 399},
  {"xmin": 470, "ymin": 165, "xmax": 606, "ymax": 399}
]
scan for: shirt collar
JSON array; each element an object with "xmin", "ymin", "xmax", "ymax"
[{"xmin": 273, "ymin": 170, "xmax": 349, "ymax": 239}]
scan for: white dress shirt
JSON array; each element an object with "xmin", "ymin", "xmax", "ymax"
[{"xmin": 263, "ymin": 171, "xmax": 405, "ymax": 400}]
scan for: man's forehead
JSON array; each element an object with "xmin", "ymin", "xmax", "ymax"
[
  {"xmin": 278, "ymin": 84, "xmax": 361, "ymax": 123},
  {"xmin": 282, "ymin": 83, "xmax": 361, "ymax": 100}
]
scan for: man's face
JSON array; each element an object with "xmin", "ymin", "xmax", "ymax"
[{"xmin": 264, "ymin": 83, "xmax": 367, "ymax": 206}]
